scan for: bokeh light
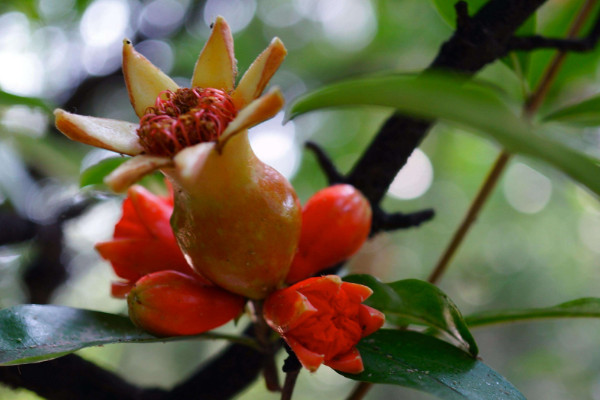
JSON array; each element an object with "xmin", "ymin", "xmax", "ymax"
[
  {"xmin": 503, "ymin": 162, "xmax": 552, "ymax": 214},
  {"xmin": 387, "ymin": 149, "xmax": 434, "ymax": 200}
]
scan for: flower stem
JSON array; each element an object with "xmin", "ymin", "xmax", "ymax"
[
  {"xmin": 251, "ymin": 299, "xmax": 282, "ymax": 392},
  {"xmin": 281, "ymin": 347, "xmax": 302, "ymax": 400},
  {"xmin": 345, "ymin": 382, "xmax": 373, "ymax": 400},
  {"xmin": 427, "ymin": 0, "xmax": 598, "ymax": 285},
  {"xmin": 281, "ymin": 370, "xmax": 300, "ymax": 400}
]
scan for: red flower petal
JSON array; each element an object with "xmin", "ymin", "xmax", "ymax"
[
  {"xmin": 359, "ymin": 305, "xmax": 386, "ymax": 338},
  {"xmin": 341, "ymin": 281, "xmax": 373, "ymax": 302},
  {"xmin": 325, "ymin": 347, "xmax": 364, "ymax": 374},
  {"xmin": 286, "ymin": 185, "xmax": 372, "ymax": 283},
  {"xmin": 111, "ymin": 281, "xmax": 135, "ymax": 298},
  {"xmin": 95, "ymin": 238, "xmax": 192, "ymax": 281},
  {"xmin": 263, "ymin": 290, "xmax": 317, "ymax": 333},
  {"xmin": 124, "ymin": 185, "xmax": 174, "ymax": 241},
  {"xmin": 285, "ymin": 336, "xmax": 325, "ymax": 372}
]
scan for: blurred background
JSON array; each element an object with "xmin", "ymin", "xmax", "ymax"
[{"xmin": 0, "ymin": 0, "xmax": 599, "ymax": 399}]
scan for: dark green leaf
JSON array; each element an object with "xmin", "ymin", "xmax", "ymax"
[
  {"xmin": 341, "ymin": 330, "xmax": 525, "ymax": 400},
  {"xmin": 345, "ymin": 275, "xmax": 478, "ymax": 356},
  {"xmin": 543, "ymin": 95, "xmax": 600, "ymax": 126},
  {"xmin": 466, "ymin": 297, "xmax": 600, "ymax": 327},
  {"xmin": 0, "ymin": 305, "xmax": 255, "ymax": 366},
  {"xmin": 287, "ymin": 73, "xmax": 600, "ymax": 197},
  {"xmin": 80, "ymin": 157, "xmax": 129, "ymax": 187},
  {"xmin": 0, "ymin": 90, "xmax": 51, "ymax": 111}
]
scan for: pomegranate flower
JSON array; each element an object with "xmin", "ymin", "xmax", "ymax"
[
  {"xmin": 55, "ymin": 17, "xmax": 301, "ymax": 299},
  {"xmin": 95, "ymin": 184, "xmax": 201, "ymax": 297},
  {"xmin": 264, "ymin": 275, "xmax": 385, "ymax": 374},
  {"xmin": 54, "ymin": 16, "xmax": 287, "ymax": 193}
]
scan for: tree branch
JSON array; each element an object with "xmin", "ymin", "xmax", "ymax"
[
  {"xmin": 346, "ymin": 0, "xmax": 548, "ymax": 226},
  {"xmin": 507, "ymin": 10, "xmax": 600, "ymax": 52},
  {"xmin": 304, "ymin": 141, "xmax": 344, "ymax": 185},
  {"xmin": 0, "ymin": 355, "xmax": 153, "ymax": 400}
]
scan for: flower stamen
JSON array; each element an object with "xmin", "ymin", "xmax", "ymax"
[{"xmin": 137, "ymin": 87, "xmax": 237, "ymax": 156}]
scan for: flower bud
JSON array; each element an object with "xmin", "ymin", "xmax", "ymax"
[
  {"xmin": 264, "ymin": 275, "xmax": 385, "ymax": 373},
  {"xmin": 128, "ymin": 270, "xmax": 246, "ymax": 336},
  {"xmin": 286, "ymin": 184, "xmax": 372, "ymax": 284}
]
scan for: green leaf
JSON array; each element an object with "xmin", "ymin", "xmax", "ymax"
[
  {"xmin": 0, "ymin": 90, "xmax": 52, "ymax": 111},
  {"xmin": 287, "ymin": 73, "xmax": 600, "ymax": 197},
  {"xmin": 0, "ymin": 305, "xmax": 256, "ymax": 366},
  {"xmin": 341, "ymin": 330, "xmax": 525, "ymax": 400},
  {"xmin": 80, "ymin": 157, "xmax": 129, "ymax": 187},
  {"xmin": 543, "ymin": 95, "xmax": 600, "ymax": 126},
  {"xmin": 344, "ymin": 275, "xmax": 478, "ymax": 356},
  {"xmin": 466, "ymin": 297, "xmax": 600, "ymax": 328}
]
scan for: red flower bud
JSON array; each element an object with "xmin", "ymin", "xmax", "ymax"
[
  {"xmin": 264, "ymin": 275, "xmax": 385, "ymax": 374},
  {"xmin": 286, "ymin": 185, "xmax": 372, "ymax": 284},
  {"xmin": 127, "ymin": 270, "xmax": 246, "ymax": 336},
  {"xmin": 95, "ymin": 184, "xmax": 204, "ymax": 297}
]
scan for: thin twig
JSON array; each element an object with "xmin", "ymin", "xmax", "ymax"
[
  {"xmin": 281, "ymin": 370, "xmax": 300, "ymax": 400},
  {"xmin": 345, "ymin": 382, "xmax": 373, "ymax": 400},
  {"xmin": 281, "ymin": 350, "xmax": 302, "ymax": 400},
  {"xmin": 428, "ymin": 152, "xmax": 510, "ymax": 283},
  {"xmin": 526, "ymin": 0, "xmax": 599, "ymax": 113},
  {"xmin": 428, "ymin": 0, "xmax": 599, "ymax": 285}
]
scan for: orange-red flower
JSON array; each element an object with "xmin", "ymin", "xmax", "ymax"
[
  {"xmin": 286, "ymin": 185, "xmax": 372, "ymax": 283},
  {"xmin": 128, "ymin": 270, "xmax": 245, "ymax": 336},
  {"xmin": 264, "ymin": 275, "xmax": 384, "ymax": 374},
  {"xmin": 95, "ymin": 184, "xmax": 201, "ymax": 297}
]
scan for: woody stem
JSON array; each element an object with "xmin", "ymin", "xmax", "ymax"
[{"xmin": 251, "ymin": 299, "xmax": 282, "ymax": 392}]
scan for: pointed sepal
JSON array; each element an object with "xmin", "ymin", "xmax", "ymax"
[
  {"xmin": 54, "ymin": 109, "xmax": 143, "ymax": 156},
  {"xmin": 191, "ymin": 16, "xmax": 236, "ymax": 91},
  {"xmin": 217, "ymin": 88, "xmax": 284, "ymax": 151},
  {"xmin": 122, "ymin": 39, "xmax": 179, "ymax": 118},
  {"xmin": 104, "ymin": 155, "xmax": 173, "ymax": 193},
  {"xmin": 231, "ymin": 37, "xmax": 287, "ymax": 109}
]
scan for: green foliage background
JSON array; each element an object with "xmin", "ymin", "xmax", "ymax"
[{"xmin": 0, "ymin": 0, "xmax": 599, "ymax": 399}]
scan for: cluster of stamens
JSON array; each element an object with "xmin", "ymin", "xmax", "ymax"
[{"xmin": 137, "ymin": 87, "xmax": 237, "ymax": 157}]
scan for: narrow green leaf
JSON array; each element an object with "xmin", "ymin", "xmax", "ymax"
[
  {"xmin": 80, "ymin": 157, "xmax": 129, "ymax": 187},
  {"xmin": 543, "ymin": 95, "xmax": 600, "ymax": 126},
  {"xmin": 287, "ymin": 73, "xmax": 600, "ymax": 197},
  {"xmin": 341, "ymin": 330, "xmax": 525, "ymax": 400},
  {"xmin": 466, "ymin": 297, "xmax": 600, "ymax": 327},
  {"xmin": 0, "ymin": 90, "xmax": 51, "ymax": 111},
  {"xmin": 344, "ymin": 275, "xmax": 478, "ymax": 356},
  {"xmin": 0, "ymin": 305, "xmax": 256, "ymax": 366}
]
